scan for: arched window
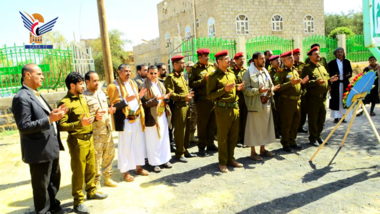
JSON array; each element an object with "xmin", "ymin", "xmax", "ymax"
[
  {"xmin": 185, "ymin": 26, "xmax": 192, "ymax": 38},
  {"xmin": 304, "ymin": 15, "xmax": 314, "ymax": 33},
  {"xmin": 236, "ymin": 14, "xmax": 249, "ymax": 35},
  {"xmin": 196, "ymin": 18, "xmax": 200, "ymax": 28},
  {"xmin": 165, "ymin": 32, "xmax": 170, "ymax": 47},
  {"xmin": 271, "ymin": 15, "xmax": 283, "ymax": 31},
  {"xmin": 208, "ymin": 17, "xmax": 215, "ymax": 38}
]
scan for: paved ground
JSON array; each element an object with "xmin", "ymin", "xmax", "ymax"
[{"xmin": 1, "ymin": 106, "xmax": 380, "ymax": 214}]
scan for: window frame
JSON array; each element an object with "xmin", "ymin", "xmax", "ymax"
[
  {"xmin": 271, "ymin": 14, "xmax": 283, "ymax": 31},
  {"xmin": 236, "ymin": 14, "xmax": 249, "ymax": 35}
]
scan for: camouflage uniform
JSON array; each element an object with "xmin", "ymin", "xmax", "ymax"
[{"xmin": 83, "ymin": 89, "xmax": 115, "ymax": 184}]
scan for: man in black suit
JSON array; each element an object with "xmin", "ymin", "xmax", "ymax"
[
  {"xmin": 12, "ymin": 64, "xmax": 68, "ymax": 214},
  {"xmin": 328, "ymin": 47, "xmax": 353, "ymax": 123}
]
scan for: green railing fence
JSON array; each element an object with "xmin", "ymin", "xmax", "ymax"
[
  {"xmin": 302, "ymin": 35, "xmax": 337, "ymax": 62},
  {"xmin": 181, "ymin": 37, "xmax": 236, "ymax": 63},
  {"xmin": 346, "ymin": 35, "xmax": 372, "ymax": 62},
  {"xmin": 0, "ymin": 44, "xmax": 73, "ymax": 97},
  {"xmin": 246, "ymin": 36, "xmax": 294, "ymax": 60}
]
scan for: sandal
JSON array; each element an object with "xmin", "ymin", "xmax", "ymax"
[
  {"xmin": 153, "ymin": 166, "xmax": 162, "ymax": 172},
  {"xmin": 250, "ymin": 154, "xmax": 263, "ymax": 161},
  {"xmin": 260, "ymin": 150, "xmax": 275, "ymax": 157},
  {"xmin": 136, "ymin": 168, "xmax": 149, "ymax": 176},
  {"xmin": 163, "ymin": 162, "xmax": 172, "ymax": 168},
  {"xmin": 124, "ymin": 173, "xmax": 134, "ymax": 182}
]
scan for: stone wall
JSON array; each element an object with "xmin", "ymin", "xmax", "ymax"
[{"xmin": 0, "ymin": 91, "xmax": 67, "ymax": 132}]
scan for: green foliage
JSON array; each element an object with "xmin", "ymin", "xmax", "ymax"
[
  {"xmin": 325, "ymin": 11, "xmax": 363, "ymax": 36},
  {"xmin": 328, "ymin": 27, "xmax": 355, "ymax": 38},
  {"xmin": 88, "ymin": 30, "xmax": 131, "ymax": 79},
  {"xmin": 43, "ymin": 31, "xmax": 69, "ymax": 49}
]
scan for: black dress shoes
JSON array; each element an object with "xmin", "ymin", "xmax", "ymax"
[
  {"xmin": 290, "ymin": 144, "xmax": 302, "ymax": 150},
  {"xmin": 309, "ymin": 141, "xmax": 319, "ymax": 147},
  {"xmin": 207, "ymin": 145, "xmax": 218, "ymax": 152},
  {"xmin": 282, "ymin": 146, "xmax": 292, "ymax": 152},
  {"xmin": 317, "ymin": 139, "xmax": 328, "ymax": 145},
  {"xmin": 184, "ymin": 151, "xmax": 197, "ymax": 158},
  {"xmin": 298, "ymin": 127, "xmax": 308, "ymax": 133},
  {"xmin": 198, "ymin": 148, "xmax": 210, "ymax": 157},
  {"xmin": 333, "ymin": 118, "xmax": 339, "ymax": 123}
]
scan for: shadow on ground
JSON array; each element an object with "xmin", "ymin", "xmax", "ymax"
[{"xmin": 237, "ymin": 171, "xmax": 380, "ymax": 214}]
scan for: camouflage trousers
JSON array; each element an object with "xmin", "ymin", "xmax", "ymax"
[
  {"xmin": 93, "ymin": 130, "xmax": 115, "ymax": 182},
  {"xmin": 189, "ymin": 99, "xmax": 197, "ymax": 134}
]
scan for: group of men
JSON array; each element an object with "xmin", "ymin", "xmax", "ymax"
[{"xmin": 13, "ymin": 43, "xmax": 339, "ymax": 214}]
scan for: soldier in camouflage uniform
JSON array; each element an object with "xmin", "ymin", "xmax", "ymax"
[
  {"xmin": 83, "ymin": 71, "xmax": 118, "ymax": 189},
  {"xmin": 185, "ymin": 61, "xmax": 198, "ymax": 144}
]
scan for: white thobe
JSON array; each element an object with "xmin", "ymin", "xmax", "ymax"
[
  {"xmin": 144, "ymin": 82, "xmax": 171, "ymax": 166},
  {"xmin": 117, "ymin": 80, "xmax": 147, "ymax": 173}
]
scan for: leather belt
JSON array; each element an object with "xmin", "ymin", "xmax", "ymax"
[
  {"xmin": 280, "ymin": 95, "xmax": 300, "ymax": 101},
  {"xmin": 72, "ymin": 132, "xmax": 93, "ymax": 141},
  {"xmin": 216, "ymin": 101, "xmax": 238, "ymax": 108}
]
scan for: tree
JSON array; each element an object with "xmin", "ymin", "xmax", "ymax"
[
  {"xmin": 325, "ymin": 11, "xmax": 363, "ymax": 36},
  {"xmin": 43, "ymin": 31, "xmax": 69, "ymax": 49},
  {"xmin": 328, "ymin": 27, "xmax": 355, "ymax": 38},
  {"xmin": 88, "ymin": 30, "xmax": 131, "ymax": 79}
]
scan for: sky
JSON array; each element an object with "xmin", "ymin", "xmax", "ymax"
[{"xmin": 0, "ymin": 0, "xmax": 362, "ymax": 50}]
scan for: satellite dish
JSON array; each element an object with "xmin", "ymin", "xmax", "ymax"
[{"xmin": 346, "ymin": 71, "xmax": 377, "ymax": 107}]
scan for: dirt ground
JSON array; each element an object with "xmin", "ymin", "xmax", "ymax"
[{"xmin": 1, "ymin": 106, "xmax": 380, "ymax": 214}]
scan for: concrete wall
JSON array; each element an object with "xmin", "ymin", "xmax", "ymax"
[{"xmin": 0, "ymin": 91, "xmax": 67, "ymax": 132}]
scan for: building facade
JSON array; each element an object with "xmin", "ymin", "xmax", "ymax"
[{"xmin": 133, "ymin": 0, "xmax": 325, "ymax": 66}]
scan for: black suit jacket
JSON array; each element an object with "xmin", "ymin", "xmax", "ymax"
[
  {"xmin": 327, "ymin": 59, "xmax": 353, "ymax": 110},
  {"xmin": 12, "ymin": 86, "xmax": 64, "ymax": 164}
]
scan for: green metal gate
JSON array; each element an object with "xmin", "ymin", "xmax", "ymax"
[
  {"xmin": 246, "ymin": 36, "xmax": 293, "ymax": 59},
  {"xmin": 0, "ymin": 44, "xmax": 73, "ymax": 97},
  {"xmin": 346, "ymin": 35, "xmax": 372, "ymax": 62},
  {"xmin": 302, "ymin": 35, "xmax": 337, "ymax": 62}
]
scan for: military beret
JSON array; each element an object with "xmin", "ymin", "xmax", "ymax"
[
  {"xmin": 307, "ymin": 46, "xmax": 320, "ymax": 56},
  {"xmin": 269, "ymin": 55, "xmax": 280, "ymax": 61},
  {"xmin": 280, "ymin": 51, "xmax": 292, "ymax": 58},
  {"xmin": 171, "ymin": 55, "xmax": 184, "ymax": 62},
  {"xmin": 196, "ymin": 48, "xmax": 210, "ymax": 55},
  {"xmin": 215, "ymin": 50, "xmax": 228, "ymax": 58},
  {"xmin": 292, "ymin": 48, "xmax": 300, "ymax": 55},
  {"xmin": 233, "ymin": 52, "xmax": 244, "ymax": 60}
]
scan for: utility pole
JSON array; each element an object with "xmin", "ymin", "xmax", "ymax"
[{"xmin": 97, "ymin": 0, "xmax": 114, "ymax": 84}]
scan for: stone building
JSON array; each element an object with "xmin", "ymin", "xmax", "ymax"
[{"xmin": 133, "ymin": 0, "xmax": 325, "ymax": 66}]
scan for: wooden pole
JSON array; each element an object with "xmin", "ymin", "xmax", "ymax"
[
  {"xmin": 97, "ymin": 0, "xmax": 114, "ymax": 85},
  {"xmin": 361, "ymin": 100, "xmax": 380, "ymax": 144},
  {"xmin": 309, "ymin": 99, "xmax": 357, "ymax": 162},
  {"xmin": 339, "ymin": 102, "xmax": 361, "ymax": 147}
]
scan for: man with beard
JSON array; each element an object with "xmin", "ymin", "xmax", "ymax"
[
  {"xmin": 188, "ymin": 48, "xmax": 218, "ymax": 156},
  {"xmin": 134, "ymin": 64, "xmax": 148, "ymax": 88},
  {"xmin": 264, "ymin": 49, "xmax": 273, "ymax": 70},
  {"xmin": 83, "ymin": 71, "xmax": 117, "ymax": 190},
  {"xmin": 12, "ymin": 64, "xmax": 68, "ymax": 214},
  {"xmin": 107, "ymin": 64, "xmax": 149, "ymax": 181},
  {"xmin": 301, "ymin": 47, "xmax": 339, "ymax": 146},
  {"xmin": 230, "ymin": 52, "xmax": 248, "ymax": 148},
  {"xmin": 274, "ymin": 51, "xmax": 309, "ymax": 152},
  {"xmin": 207, "ymin": 50, "xmax": 245, "ymax": 173},
  {"xmin": 157, "ymin": 63, "xmax": 168, "ymax": 83},
  {"xmin": 165, "ymin": 55, "xmax": 196, "ymax": 162},
  {"xmin": 59, "ymin": 72, "xmax": 108, "ymax": 214}
]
